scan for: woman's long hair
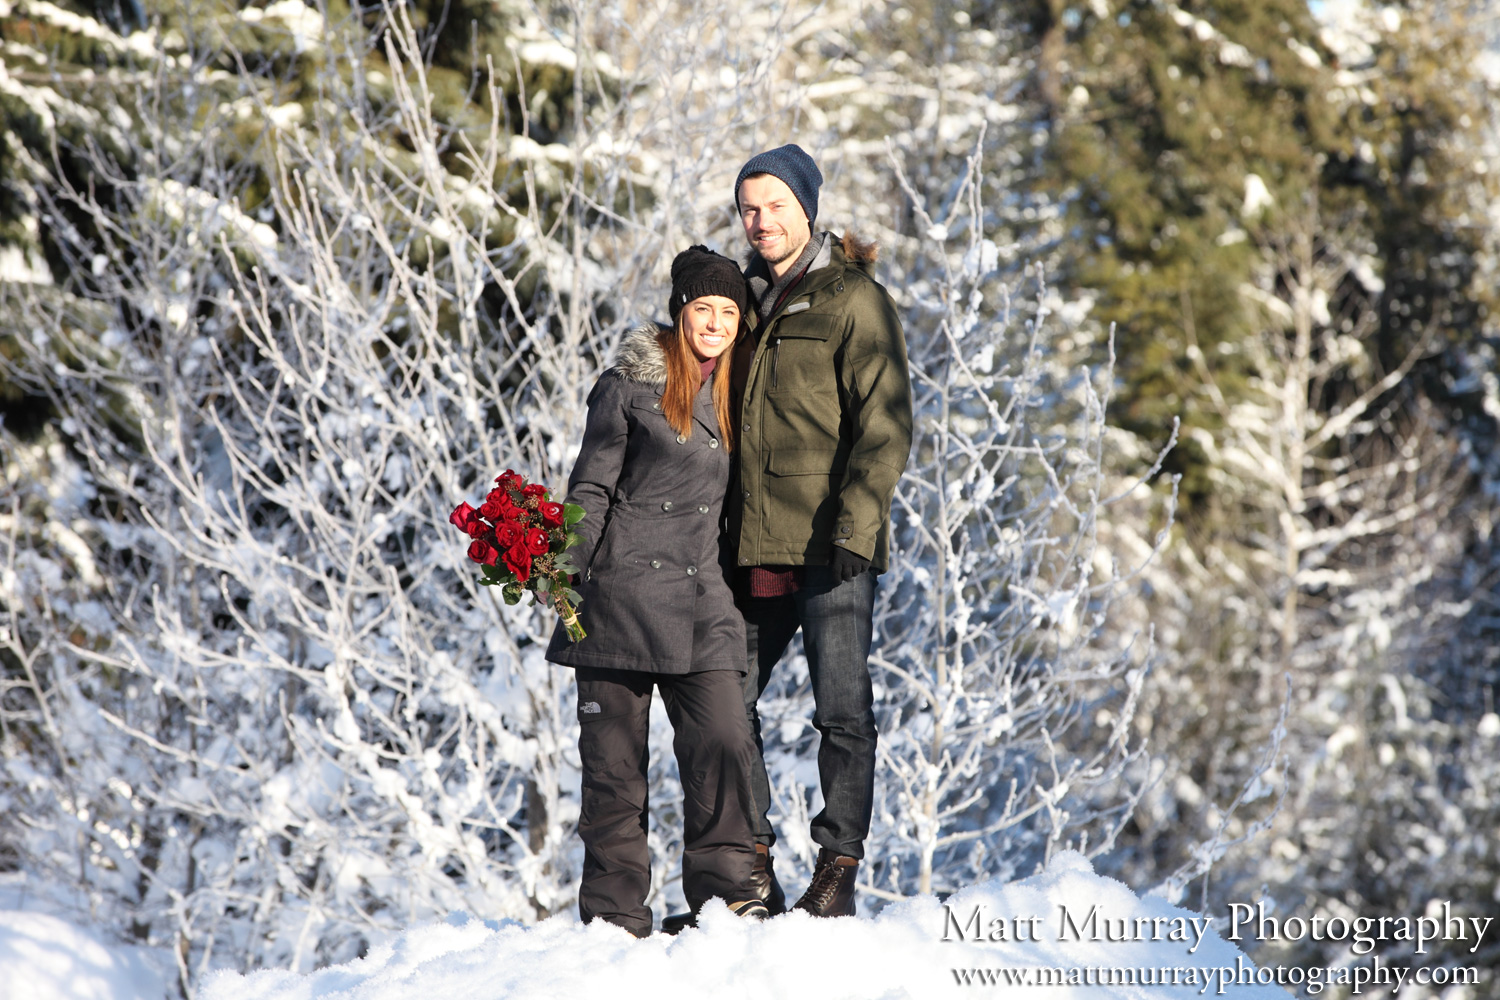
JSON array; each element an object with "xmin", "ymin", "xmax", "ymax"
[{"xmin": 657, "ymin": 309, "xmax": 741, "ymax": 453}]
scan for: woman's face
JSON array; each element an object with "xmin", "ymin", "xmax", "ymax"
[{"xmin": 682, "ymin": 295, "xmax": 739, "ymax": 362}]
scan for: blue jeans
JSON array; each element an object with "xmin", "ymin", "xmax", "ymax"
[{"xmin": 740, "ymin": 566, "xmax": 877, "ymax": 859}]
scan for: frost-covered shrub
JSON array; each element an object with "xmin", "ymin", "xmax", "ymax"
[{"xmin": 1, "ymin": 0, "xmax": 1177, "ymax": 991}]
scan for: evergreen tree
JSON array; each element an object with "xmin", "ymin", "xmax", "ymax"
[
  {"xmin": 1030, "ymin": 0, "xmax": 1334, "ymax": 502},
  {"xmin": 1029, "ymin": 0, "xmax": 1494, "ymax": 509},
  {"xmin": 1033, "ymin": 2, "xmax": 1500, "ymax": 966}
]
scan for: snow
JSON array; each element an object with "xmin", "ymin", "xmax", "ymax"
[
  {"xmin": 11, "ymin": 0, "xmax": 159, "ymax": 59},
  {"xmin": 150, "ymin": 178, "xmax": 278, "ymax": 250},
  {"xmin": 0, "ymin": 857, "xmax": 1291, "ymax": 1000},
  {"xmin": 0, "ymin": 910, "xmax": 170, "ymax": 1000},
  {"xmin": 1241, "ymin": 175, "xmax": 1274, "ymax": 218},
  {"xmin": 184, "ymin": 852, "xmax": 1286, "ymax": 1000},
  {"xmin": 240, "ymin": 0, "xmax": 325, "ymax": 54},
  {"xmin": 1287, "ymin": 38, "xmax": 1322, "ymax": 68},
  {"xmin": 0, "ymin": 242, "xmax": 51, "ymax": 285}
]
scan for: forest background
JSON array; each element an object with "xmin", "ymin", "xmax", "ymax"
[{"xmin": 2, "ymin": 0, "xmax": 1499, "ymax": 996}]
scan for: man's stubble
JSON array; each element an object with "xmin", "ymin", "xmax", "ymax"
[{"xmin": 754, "ymin": 229, "xmax": 809, "ymax": 270}]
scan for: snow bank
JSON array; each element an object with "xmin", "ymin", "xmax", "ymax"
[
  {"xmin": 0, "ymin": 910, "xmax": 169, "ymax": 1000},
  {"xmin": 202, "ymin": 853, "xmax": 1288, "ymax": 1000}
]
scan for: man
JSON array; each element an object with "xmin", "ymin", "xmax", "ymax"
[{"xmin": 729, "ymin": 144, "xmax": 912, "ymax": 918}]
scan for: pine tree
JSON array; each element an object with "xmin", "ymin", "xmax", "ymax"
[
  {"xmin": 1027, "ymin": 0, "xmax": 1494, "ymax": 509},
  {"xmin": 1029, "ymin": 0, "xmax": 1340, "ymax": 503},
  {"xmin": 1035, "ymin": 0, "xmax": 1500, "ymax": 957}
]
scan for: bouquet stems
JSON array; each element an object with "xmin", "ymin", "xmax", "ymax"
[{"xmin": 555, "ymin": 593, "xmax": 586, "ymax": 642}]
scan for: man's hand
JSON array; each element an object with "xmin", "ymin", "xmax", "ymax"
[{"xmin": 829, "ymin": 546, "xmax": 870, "ymax": 584}]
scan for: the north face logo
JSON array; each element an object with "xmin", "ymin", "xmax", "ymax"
[{"xmin": 579, "ymin": 701, "xmax": 602, "ymax": 714}]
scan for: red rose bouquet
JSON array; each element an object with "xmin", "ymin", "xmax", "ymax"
[{"xmin": 450, "ymin": 469, "xmax": 587, "ymax": 640}]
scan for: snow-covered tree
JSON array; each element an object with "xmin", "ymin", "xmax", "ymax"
[
  {"xmin": 0, "ymin": 0, "xmax": 832, "ymax": 985},
  {"xmin": 866, "ymin": 138, "xmax": 1173, "ymax": 899},
  {"xmin": 3, "ymin": 0, "xmax": 1141, "ymax": 989}
]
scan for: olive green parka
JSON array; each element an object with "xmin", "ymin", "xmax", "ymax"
[{"xmin": 728, "ymin": 233, "xmax": 913, "ymax": 573}]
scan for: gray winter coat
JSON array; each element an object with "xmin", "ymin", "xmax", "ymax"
[{"xmin": 545, "ymin": 325, "xmax": 745, "ymax": 674}]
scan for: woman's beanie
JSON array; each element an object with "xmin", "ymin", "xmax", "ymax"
[
  {"xmin": 734, "ymin": 144, "xmax": 823, "ymax": 224},
  {"xmin": 669, "ymin": 245, "xmax": 748, "ymax": 321}
]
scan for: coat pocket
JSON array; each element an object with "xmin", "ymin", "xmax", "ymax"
[
  {"xmin": 768, "ymin": 315, "xmax": 840, "ymax": 394},
  {"xmin": 627, "ymin": 396, "xmax": 667, "ymax": 416},
  {"xmin": 764, "ymin": 450, "xmax": 846, "ymax": 543},
  {"xmin": 775, "ymin": 314, "xmax": 840, "ymax": 342}
]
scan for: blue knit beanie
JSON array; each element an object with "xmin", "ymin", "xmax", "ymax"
[{"xmin": 734, "ymin": 144, "xmax": 823, "ymax": 224}]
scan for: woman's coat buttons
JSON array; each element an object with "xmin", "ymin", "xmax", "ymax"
[
  {"xmin": 698, "ymin": 505, "xmax": 709, "ymax": 514},
  {"xmin": 661, "ymin": 501, "xmax": 674, "ymax": 511},
  {"xmin": 676, "ymin": 434, "xmax": 686, "ymax": 444},
  {"xmin": 709, "ymin": 438, "xmax": 720, "ymax": 448},
  {"xmin": 650, "ymin": 559, "xmax": 662, "ymax": 569},
  {"xmin": 652, "ymin": 401, "xmax": 661, "ymax": 410},
  {"xmin": 686, "ymin": 566, "xmax": 697, "ymax": 576}
]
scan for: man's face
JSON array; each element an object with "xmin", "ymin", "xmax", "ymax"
[{"xmin": 738, "ymin": 174, "xmax": 811, "ymax": 269}]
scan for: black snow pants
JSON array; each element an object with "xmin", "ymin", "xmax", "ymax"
[{"xmin": 574, "ymin": 666, "xmax": 760, "ymax": 937}]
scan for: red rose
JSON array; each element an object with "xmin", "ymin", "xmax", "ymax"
[
  {"xmin": 495, "ymin": 522, "xmax": 522, "ymax": 548},
  {"xmin": 468, "ymin": 539, "xmax": 499, "ymax": 566},
  {"xmin": 479, "ymin": 497, "xmax": 505, "ymax": 521},
  {"xmin": 522, "ymin": 483, "xmax": 547, "ymax": 500},
  {"xmin": 450, "ymin": 502, "xmax": 477, "ymax": 530},
  {"xmin": 539, "ymin": 501, "xmax": 565, "ymax": 527},
  {"xmin": 465, "ymin": 518, "xmax": 489, "ymax": 539},
  {"xmin": 494, "ymin": 469, "xmax": 524, "ymax": 491},
  {"xmin": 484, "ymin": 488, "xmax": 517, "ymax": 516},
  {"xmin": 504, "ymin": 543, "xmax": 531, "ymax": 582},
  {"xmin": 525, "ymin": 527, "xmax": 550, "ymax": 556}
]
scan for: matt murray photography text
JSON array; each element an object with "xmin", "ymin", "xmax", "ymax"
[{"xmin": 941, "ymin": 902, "xmax": 1494, "ymax": 956}]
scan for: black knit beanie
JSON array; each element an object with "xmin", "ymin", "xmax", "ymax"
[
  {"xmin": 669, "ymin": 245, "xmax": 749, "ymax": 321},
  {"xmin": 734, "ymin": 144, "xmax": 823, "ymax": 224}
]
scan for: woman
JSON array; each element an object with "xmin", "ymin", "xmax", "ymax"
[{"xmin": 545, "ymin": 246, "xmax": 766, "ymax": 937}]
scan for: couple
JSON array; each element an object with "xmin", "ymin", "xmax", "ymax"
[{"xmin": 545, "ymin": 144, "xmax": 913, "ymax": 937}]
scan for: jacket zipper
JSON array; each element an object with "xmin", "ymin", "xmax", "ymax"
[{"xmin": 772, "ymin": 337, "xmax": 781, "ymax": 390}]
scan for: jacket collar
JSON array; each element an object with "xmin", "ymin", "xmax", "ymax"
[
  {"xmin": 746, "ymin": 231, "xmax": 835, "ymax": 291},
  {"xmin": 614, "ymin": 323, "xmax": 721, "ymax": 438},
  {"xmin": 747, "ymin": 231, "xmax": 830, "ymax": 312},
  {"xmin": 747, "ymin": 232, "xmax": 858, "ymax": 331}
]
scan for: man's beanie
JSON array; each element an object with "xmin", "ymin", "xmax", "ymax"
[
  {"xmin": 734, "ymin": 144, "xmax": 823, "ymax": 224},
  {"xmin": 669, "ymin": 245, "xmax": 748, "ymax": 321}
]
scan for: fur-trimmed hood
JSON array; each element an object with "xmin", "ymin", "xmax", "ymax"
[
  {"xmin": 613, "ymin": 323, "xmax": 669, "ymax": 385},
  {"xmin": 741, "ymin": 231, "xmax": 879, "ymax": 268},
  {"xmin": 746, "ymin": 231, "xmax": 880, "ymax": 307},
  {"xmin": 839, "ymin": 231, "xmax": 878, "ymax": 269}
]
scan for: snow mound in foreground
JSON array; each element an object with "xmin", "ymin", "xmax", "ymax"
[
  {"xmin": 202, "ymin": 852, "xmax": 1288, "ymax": 1000},
  {"xmin": 0, "ymin": 910, "xmax": 169, "ymax": 1000}
]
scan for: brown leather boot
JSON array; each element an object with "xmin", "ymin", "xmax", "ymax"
[
  {"xmin": 752, "ymin": 844, "xmax": 787, "ymax": 916},
  {"xmin": 792, "ymin": 848, "xmax": 858, "ymax": 917}
]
